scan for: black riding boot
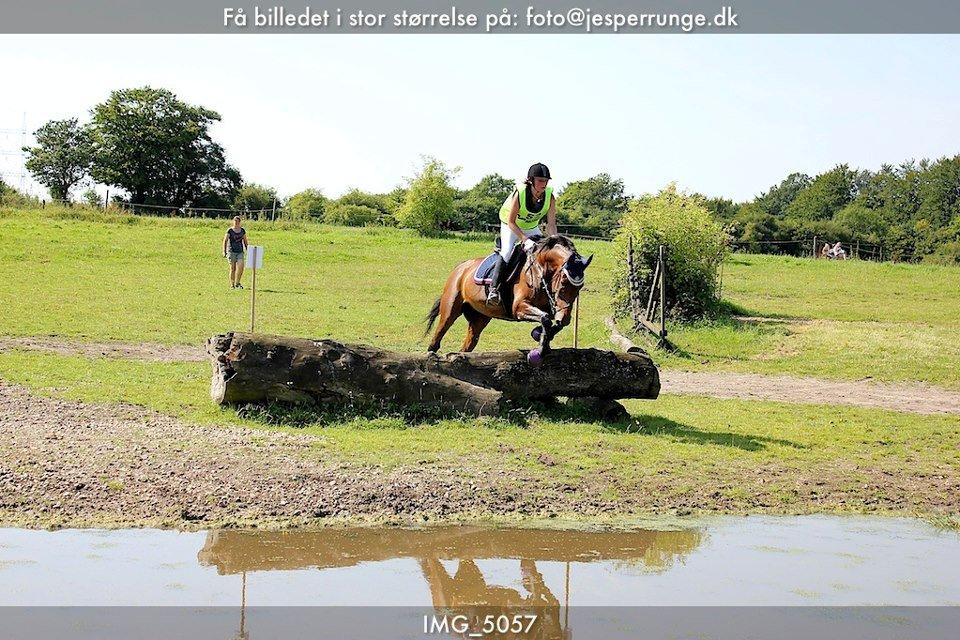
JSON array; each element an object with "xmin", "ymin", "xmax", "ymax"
[{"xmin": 486, "ymin": 255, "xmax": 507, "ymax": 304}]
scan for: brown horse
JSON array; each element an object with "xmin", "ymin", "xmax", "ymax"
[{"xmin": 425, "ymin": 235, "xmax": 593, "ymax": 354}]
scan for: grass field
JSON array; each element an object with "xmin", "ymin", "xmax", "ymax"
[
  {"xmin": 2, "ymin": 207, "xmax": 959, "ymax": 388},
  {"xmin": 1, "ymin": 348, "xmax": 957, "ymax": 520},
  {"xmin": 1, "ymin": 207, "xmax": 958, "ymax": 524}
]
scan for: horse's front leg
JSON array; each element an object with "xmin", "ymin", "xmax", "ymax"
[{"xmin": 516, "ymin": 302, "xmax": 554, "ymax": 350}]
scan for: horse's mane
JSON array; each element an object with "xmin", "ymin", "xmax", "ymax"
[
  {"xmin": 532, "ymin": 234, "xmax": 577, "ymax": 256},
  {"xmin": 525, "ymin": 234, "xmax": 577, "ymax": 289}
]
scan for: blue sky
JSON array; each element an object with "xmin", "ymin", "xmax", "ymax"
[{"xmin": 1, "ymin": 34, "xmax": 958, "ymax": 201}]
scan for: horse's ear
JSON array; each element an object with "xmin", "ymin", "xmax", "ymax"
[{"xmin": 583, "ymin": 254, "xmax": 594, "ymax": 269}]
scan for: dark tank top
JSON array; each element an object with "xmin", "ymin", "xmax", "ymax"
[{"xmin": 227, "ymin": 227, "xmax": 245, "ymax": 252}]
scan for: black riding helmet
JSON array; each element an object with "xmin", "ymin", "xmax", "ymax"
[{"xmin": 527, "ymin": 163, "xmax": 551, "ymax": 180}]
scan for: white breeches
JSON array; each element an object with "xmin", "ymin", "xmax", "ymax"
[{"xmin": 499, "ymin": 223, "xmax": 543, "ymax": 262}]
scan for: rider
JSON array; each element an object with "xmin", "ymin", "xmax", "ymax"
[{"xmin": 486, "ymin": 162, "xmax": 558, "ymax": 304}]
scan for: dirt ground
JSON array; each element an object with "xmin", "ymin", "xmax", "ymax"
[
  {"xmin": 3, "ymin": 336, "xmax": 959, "ymax": 415},
  {"xmin": 0, "ymin": 336, "xmax": 206, "ymax": 363},
  {"xmin": 1, "ymin": 382, "xmax": 957, "ymax": 529},
  {"xmin": 661, "ymin": 371, "xmax": 960, "ymax": 415}
]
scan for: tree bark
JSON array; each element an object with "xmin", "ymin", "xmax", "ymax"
[{"xmin": 207, "ymin": 332, "xmax": 660, "ymax": 416}]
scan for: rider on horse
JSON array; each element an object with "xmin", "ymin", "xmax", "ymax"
[{"xmin": 486, "ymin": 163, "xmax": 559, "ymax": 305}]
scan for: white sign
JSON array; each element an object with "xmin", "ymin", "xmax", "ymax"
[{"xmin": 245, "ymin": 245, "xmax": 264, "ymax": 269}]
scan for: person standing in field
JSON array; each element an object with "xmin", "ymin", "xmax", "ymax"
[{"xmin": 222, "ymin": 216, "xmax": 248, "ymax": 289}]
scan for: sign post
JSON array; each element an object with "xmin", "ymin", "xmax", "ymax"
[{"xmin": 246, "ymin": 246, "xmax": 264, "ymax": 332}]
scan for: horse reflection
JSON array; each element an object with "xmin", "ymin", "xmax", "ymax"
[
  {"xmin": 420, "ymin": 557, "xmax": 566, "ymax": 639},
  {"xmin": 198, "ymin": 525, "xmax": 703, "ymax": 639}
]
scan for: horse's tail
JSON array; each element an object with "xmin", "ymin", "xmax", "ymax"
[{"xmin": 423, "ymin": 297, "xmax": 442, "ymax": 337}]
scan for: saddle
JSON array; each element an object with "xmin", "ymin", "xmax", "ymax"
[{"xmin": 473, "ymin": 237, "xmax": 527, "ymax": 289}]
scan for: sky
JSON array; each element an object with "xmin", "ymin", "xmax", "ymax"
[{"xmin": 1, "ymin": 34, "xmax": 958, "ymax": 202}]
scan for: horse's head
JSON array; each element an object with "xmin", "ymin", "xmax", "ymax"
[
  {"xmin": 528, "ymin": 235, "xmax": 595, "ymax": 324},
  {"xmin": 561, "ymin": 251, "xmax": 593, "ymax": 287}
]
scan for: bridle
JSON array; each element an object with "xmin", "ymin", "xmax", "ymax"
[{"xmin": 539, "ymin": 258, "xmax": 583, "ymax": 317}]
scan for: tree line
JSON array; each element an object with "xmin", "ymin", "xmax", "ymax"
[
  {"xmin": 704, "ymin": 161, "xmax": 960, "ymax": 263},
  {"xmin": 12, "ymin": 85, "xmax": 960, "ymax": 263}
]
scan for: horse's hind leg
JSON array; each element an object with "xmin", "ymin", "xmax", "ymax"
[
  {"xmin": 460, "ymin": 308, "xmax": 491, "ymax": 352},
  {"xmin": 427, "ymin": 294, "xmax": 464, "ymax": 353}
]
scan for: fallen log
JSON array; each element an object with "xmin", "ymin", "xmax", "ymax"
[
  {"xmin": 605, "ymin": 316, "xmax": 648, "ymax": 355},
  {"xmin": 207, "ymin": 332, "xmax": 660, "ymax": 416}
]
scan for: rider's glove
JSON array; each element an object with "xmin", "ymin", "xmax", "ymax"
[{"xmin": 523, "ymin": 238, "xmax": 536, "ymax": 252}]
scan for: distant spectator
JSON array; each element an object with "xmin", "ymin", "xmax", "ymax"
[
  {"xmin": 222, "ymin": 216, "xmax": 248, "ymax": 289},
  {"xmin": 822, "ymin": 241, "xmax": 847, "ymax": 260}
]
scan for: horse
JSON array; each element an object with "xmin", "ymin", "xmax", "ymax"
[{"xmin": 424, "ymin": 235, "xmax": 593, "ymax": 354}]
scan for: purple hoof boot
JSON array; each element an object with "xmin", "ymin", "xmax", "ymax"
[
  {"xmin": 527, "ymin": 348, "xmax": 543, "ymax": 366},
  {"xmin": 531, "ymin": 326, "xmax": 543, "ymax": 342}
]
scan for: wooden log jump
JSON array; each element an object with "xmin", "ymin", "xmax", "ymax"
[{"xmin": 207, "ymin": 332, "xmax": 660, "ymax": 417}]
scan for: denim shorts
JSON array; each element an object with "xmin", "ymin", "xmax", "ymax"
[{"xmin": 228, "ymin": 251, "xmax": 245, "ymax": 264}]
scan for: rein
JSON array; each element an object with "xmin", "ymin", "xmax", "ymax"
[
  {"xmin": 524, "ymin": 240, "xmax": 583, "ymax": 318},
  {"xmin": 538, "ymin": 261, "xmax": 579, "ymax": 317}
]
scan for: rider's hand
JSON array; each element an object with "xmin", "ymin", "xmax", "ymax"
[{"xmin": 523, "ymin": 238, "xmax": 536, "ymax": 252}]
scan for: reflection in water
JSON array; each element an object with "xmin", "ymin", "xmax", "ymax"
[{"xmin": 198, "ymin": 526, "xmax": 703, "ymax": 639}]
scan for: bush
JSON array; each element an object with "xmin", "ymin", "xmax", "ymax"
[
  {"xmin": 612, "ymin": 185, "xmax": 727, "ymax": 321},
  {"xmin": 0, "ymin": 180, "xmax": 40, "ymax": 208},
  {"xmin": 82, "ymin": 188, "xmax": 103, "ymax": 208},
  {"xmin": 234, "ymin": 183, "xmax": 280, "ymax": 214},
  {"xmin": 323, "ymin": 203, "xmax": 382, "ymax": 226},
  {"xmin": 283, "ymin": 188, "xmax": 327, "ymax": 221},
  {"xmin": 395, "ymin": 157, "xmax": 458, "ymax": 235},
  {"xmin": 337, "ymin": 188, "xmax": 389, "ymax": 212},
  {"xmin": 926, "ymin": 241, "xmax": 960, "ymax": 265}
]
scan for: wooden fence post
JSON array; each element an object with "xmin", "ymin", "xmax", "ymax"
[
  {"xmin": 812, "ymin": 235, "xmax": 818, "ymax": 258},
  {"xmin": 658, "ymin": 244, "xmax": 666, "ymax": 346}
]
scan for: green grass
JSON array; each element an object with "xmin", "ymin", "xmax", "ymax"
[
  {"xmin": 660, "ymin": 254, "xmax": 960, "ymax": 387},
  {"xmin": 1, "ymin": 349, "xmax": 956, "ymax": 515},
  {"xmin": 2, "ymin": 206, "xmax": 959, "ymax": 390}
]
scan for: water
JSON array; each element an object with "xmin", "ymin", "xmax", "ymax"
[{"xmin": 1, "ymin": 516, "xmax": 958, "ymax": 638}]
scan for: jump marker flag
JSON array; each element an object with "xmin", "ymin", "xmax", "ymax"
[{"xmin": 246, "ymin": 246, "xmax": 264, "ymax": 331}]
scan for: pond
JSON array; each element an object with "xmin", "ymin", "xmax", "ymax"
[{"xmin": 2, "ymin": 516, "xmax": 958, "ymax": 639}]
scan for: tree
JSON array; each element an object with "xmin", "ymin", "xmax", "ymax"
[
  {"xmin": 395, "ymin": 157, "xmax": 459, "ymax": 235},
  {"xmin": 754, "ymin": 172, "xmax": 812, "ymax": 216},
  {"xmin": 917, "ymin": 156, "xmax": 960, "ymax": 230},
  {"xmin": 701, "ymin": 196, "xmax": 740, "ymax": 222},
  {"xmin": 283, "ymin": 189, "xmax": 327, "ymax": 220},
  {"xmin": 234, "ymin": 183, "xmax": 280, "ymax": 214},
  {"xmin": 89, "ymin": 86, "xmax": 241, "ymax": 206},
  {"xmin": 785, "ymin": 165, "xmax": 859, "ymax": 222},
  {"xmin": 834, "ymin": 202, "xmax": 887, "ymax": 244},
  {"xmin": 557, "ymin": 173, "xmax": 630, "ymax": 235},
  {"xmin": 731, "ymin": 202, "xmax": 780, "ymax": 248},
  {"xmin": 454, "ymin": 173, "xmax": 513, "ymax": 231},
  {"xmin": 22, "ymin": 118, "xmax": 93, "ymax": 201},
  {"xmin": 381, "ymin": 186, "xmax": 407, "ymax": 219}
]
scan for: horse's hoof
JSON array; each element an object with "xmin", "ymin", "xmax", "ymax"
[
  {"xmin": 531, "ymin": 326, "xmax": 543, "ymax": 342},
  {"xmin": 527, "ymin": 348, "xmax": 543, "ymax": 366}
]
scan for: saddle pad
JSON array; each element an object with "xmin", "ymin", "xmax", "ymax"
[{"xmin": 474, "ymin": 252, "xmax": 499, "ymax": 285}]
